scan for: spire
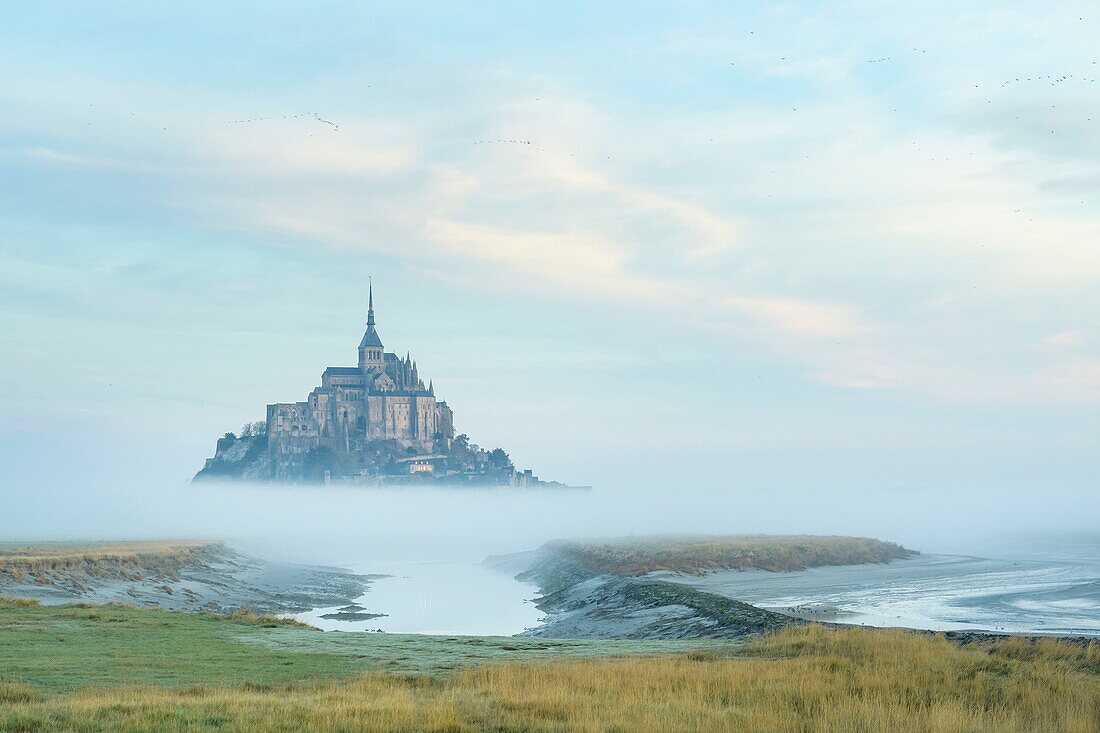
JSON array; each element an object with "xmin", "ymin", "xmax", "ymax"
[
  {"xmin": 428, "ymin": 380, "xmax": 435, "ymax": 396},
  {"xmin": 358, "ymin": 278, "xmax": 383, "ymax": 353},
  {"xmin": 366, "ymin": 278, "xmax": 376, "ymax": 327}
]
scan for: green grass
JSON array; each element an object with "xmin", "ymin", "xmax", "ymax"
[
  {"xmin": 1, "ymin": 598, "xmax": 1097, "ymax": 731},
  {"xmin": 0, "ymin": 597, "xmax": 740, "ymax": 693},
  {"xmin": 1, "ymin": 617, "xmax": 1097, "ymax": 732},
  {"xmin": 0, "ymin": 598, "xmax": 356, "ymax": 692}
]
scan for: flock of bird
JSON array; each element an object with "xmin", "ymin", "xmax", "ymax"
[
  {"xmin": 473, "ymin": 139, "xmax": 534, "ymax": 147},
  {"xmin": 225, "ymin": 112, "xmax": 323, "ymax": 124},
  {"xmin": 224, "ymin": 112, "xmax": 339, "ymax": 131},
  {"xmin": 997, "ymin": 73, "xmax": 1097, "ymax": 88},
  {"xmin": 131, "ymin": 17, "xmax": 1095, "ymax": 190}
]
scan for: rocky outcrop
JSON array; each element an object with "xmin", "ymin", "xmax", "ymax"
[
  {"xmin": 511, "ymin": 535, "xmax": 915, "ymax": 640},
  {"xmin": 193, "ymin": 435, "xmax": 270, "ymax": 481},
  {"xmin": 524, "ymin": 573, "xmax": 796, "ymax": 640},
  {"xmin": 515, "ymin": 548, "xmax": 797, "ymax": 640}
]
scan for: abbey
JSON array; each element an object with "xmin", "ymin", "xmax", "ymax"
[{"xmin": 266, "ymin": 287, "xmax": 455, "ymax": 481}]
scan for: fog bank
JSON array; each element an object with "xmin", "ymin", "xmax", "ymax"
[{"xmin": 4, "ymin": 477, "xmax": 1098, "ymax": 565}]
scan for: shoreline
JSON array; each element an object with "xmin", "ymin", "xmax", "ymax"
[
  {"xmin": 654, "ymin": 551, "xmax": 1100, "ymax": 639},
  {"xmin": 0, "ymin": 541, "xmax": 373, "ymax": 616},
  {"xmin": 508, "ymin": 541, "xmax": 1100, "ymax": 642},
  {"xmin": 6, "ymin": 538, "xmax": 1099, "ymax": 643}
]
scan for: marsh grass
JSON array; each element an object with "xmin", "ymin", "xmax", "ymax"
[
  {"xmin": 551, "ymin": 534, "xmax": 913, "ymax": 576},
  {"xmin": 1, "ymin": 624, "xmax": 1096, "ymax": 732},
  {"xmin": 0, "ymin": 540, "xmax": 221, "ymax": 585},
  {"xmin": 216, "ymin": 609, "xmax": 317, "ymax": 629}
]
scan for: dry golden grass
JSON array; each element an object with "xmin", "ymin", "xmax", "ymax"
[
  {"xmin": 0, "ymin": 540, "xmax": 220, "ymax": 583},
  {"xmin": 0, "ymin": 539, "xmax": 218, "ymax": 565},
  {"xmin": 551, "ymin": 534, "xmax": 912, "ymax": 576},
  {"xmin": 3, "ymin": 625, "xmax": 1097, "ymax": 732}
]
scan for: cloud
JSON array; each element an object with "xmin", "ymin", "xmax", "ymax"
[
  {"xmin": 426, "ymin": 219, "xmax": 627, "ymax": 283},
  {"xmin": 1011, "ymin": 359, "xmax": 1100, "ymax": 404},
  {"xmin": 513, "ymin": 149, "xmax": 742, "ymax": 261},
  {"xmin": 724, "ymin": 296, "xmax": 867, "ymax": 339},
  {"xmin": 6, "ymin": 3, "xmax": 1100, "ymax": 411},
  {"xmin": 201, "ymin": 120, "xmax": 417, "ymax": 177},
  {"xmin": 424, "ymin": 217, "xmax": 867, "ymax": 340},
  {"xmin": 124, "ymin": 83, "xmax": 1099, "ymax": 404},
  {"xmin": 1043, "ymin": 330, "xmax": 1085, "ymax": 348}
]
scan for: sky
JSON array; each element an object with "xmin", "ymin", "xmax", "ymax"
[{"xmin": 1, "ymin": 1, "xmax": 1099, "ymax": 502}]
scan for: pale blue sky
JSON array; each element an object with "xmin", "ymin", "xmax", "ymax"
[{"xmin": 2, "ymin": 1, "xmax": 1098, "ymax": 493}]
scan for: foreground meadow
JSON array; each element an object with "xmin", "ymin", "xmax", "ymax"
[{"xmin": 1, "ymin": 598, "xmax": 1098, "ymax": 732}]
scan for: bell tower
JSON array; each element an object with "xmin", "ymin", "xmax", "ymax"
[{"xmin": 358, "ymin": 280, "xmax": 385, "ymax": 371}]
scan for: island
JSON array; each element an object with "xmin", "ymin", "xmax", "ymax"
[{"xmin": 194, "ymin": 286, "xmax": 578, "ymax": 488}]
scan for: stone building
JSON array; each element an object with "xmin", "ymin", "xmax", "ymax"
[{"xmin": 266, "ymin": 287, "xmax": 455, "ymax": 480}]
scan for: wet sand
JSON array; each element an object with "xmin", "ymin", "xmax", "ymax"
[{"xmin": 654, "ymin": 551, "xmax": 1100, "ymax": 637}]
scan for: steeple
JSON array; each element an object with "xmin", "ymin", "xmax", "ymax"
[
  {"xmin": 358, "ymin": 279, "xmax": 384, "ymax": 370},
  {"xmin": 366, "ymin": 279, "xmax": 376, "ymax": 328}
]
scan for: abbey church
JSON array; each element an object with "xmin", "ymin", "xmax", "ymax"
[
  {"xmin": 265, "ymin": 287, "xmax": 455, "ymax": 480},
  {"xmin": 195, "ymin": 286, "xmax": 570, "ymax": 487}
]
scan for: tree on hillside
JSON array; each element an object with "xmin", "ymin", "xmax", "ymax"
[
  {"xmin": 447, "ymin": 433, "xmax": 474, "ymax": 471},
  {"xmin": 488, "ymin": 448, "xmax": 512, "ymax": 469}
]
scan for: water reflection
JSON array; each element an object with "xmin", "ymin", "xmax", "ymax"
[{"xmin": 296, "ymin": 559, "xmax": 543, "ymax": 635}]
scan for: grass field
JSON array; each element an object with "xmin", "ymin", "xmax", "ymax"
[
  {"xmin": 2, "ymin": 597, "xmax": 1098, "ymax": 731},
  {"xmin": 546, "ymin": 534, "xmax": 913, "ymax": 576},
  {"xmin": 0, "ymin": 597, "xmax": 738, "ymax": 692}
]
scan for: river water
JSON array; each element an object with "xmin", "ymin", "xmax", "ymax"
[
  {"xmin": 295, "ymin": 558, "xmax": 543, "ymax": 635},
  {"xmin": 294, "ymin": 537, "xmax": 1100, "ymax": 637}
]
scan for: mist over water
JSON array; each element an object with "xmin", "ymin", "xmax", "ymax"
[
  {"xmin": 5, "ymin": 477, "xmax": 1099, "ymax": 560},
  {"xmin": 5, "ymin": 475, "xmax": 1100, "ymax": 636}
]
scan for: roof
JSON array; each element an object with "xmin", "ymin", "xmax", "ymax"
[
  {"xmin": 359, "ymin": 325, "xmax": 384, "ymax": 348},
  {"xmin": 395, "ymin": 454, "xmax": 447, "ymax": 463},
  {"xmin": 364, "ymin": 386, "xmax": 434, "ymax": 397},
  {"xmin": 323, "ymin": 366, "xmax": 361, "ymax": 376}
]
